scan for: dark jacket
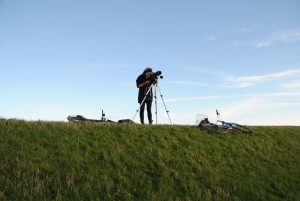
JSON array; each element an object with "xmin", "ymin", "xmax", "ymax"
[{"xmin": 136, "ymin": 73, "xmax": 153, "ymax": 103}]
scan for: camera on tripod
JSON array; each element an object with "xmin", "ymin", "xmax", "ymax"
[{"xmin": 150, "ymin": 71, "xmax": 163, "ymax": 81}]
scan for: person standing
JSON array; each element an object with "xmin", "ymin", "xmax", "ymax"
[{"xmin": 136, "ymin": 67, "xmax": 157, "ymax": 124}]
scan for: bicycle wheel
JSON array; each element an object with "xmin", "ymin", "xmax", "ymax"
[{"xmin": 231, "ymin": 124, "xmax": 253, "ymax": 134}]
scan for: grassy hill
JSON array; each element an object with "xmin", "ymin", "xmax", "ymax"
[{"xmin": 0, "ymin": 119, "xmax": 299, "ymax": 200}]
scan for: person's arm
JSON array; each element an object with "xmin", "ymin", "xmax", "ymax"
[{"xmin": 137, "ymin": 81, "xmax": 150, "ymax": 88}]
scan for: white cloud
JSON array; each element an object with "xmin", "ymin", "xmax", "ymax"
[
  {"xmin": 238, "ymin": 28, "xmax": 252, "ymax": 33},
  {"xmin": 256, "ymin": 30, "xmax": 300, "ymax": 47},
  {"xmin": 205, "ymin": 36, "xmax": 216, "ymax": 41},
  {"xmin": 224, "ymin": 69, "xmax": 300, "ymax": 88},
  {"xmin": 219, "ymin": 97, "xmax": 266, "ymax": 118},
  {"xmin": 244, "ymin": 91, "xmax": 300, "ymax": 97},
  {"xmin": 181, "ymin": 66, "xmax": 228, "ymax": 77},
  {"xmin": 221, "ymin": 41, "xmax": 253, "ymax": 49},
  {"xmin": 165, "ymin": 96, "xmax": 300, "ymax": 125},
  {"xmin": 164, "ymin": 96, "xmax": 218, "ymax": 103},
  {"xmin": 205, "ymin": 28, "xmax": 252, "ymax": 41},
  {"xmin": 280, "ymin": 81, "xmax": 300, "ymax": 89},
  {"xmin": 165, "ymin": 91, "xmax": 300, "ymax": 104},
  {"xmin": 219, "ymin": 29, "xmax": 300, "ymax": 49},
  {"xmin": 180, "ymin": 67, "xmax": 300, "ymax": 89},
  {"xmin": 149, "ymin": 91, "xmax": 300, "ymax": 125},
  {"xmin": 166, "ymin": 80, "xmax": 210, "ymax": 87},
  {"xmin": 212, "ymin": 97, "xmax": 300, "ymax": 125}
]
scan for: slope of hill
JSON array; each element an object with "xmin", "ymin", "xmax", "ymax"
[{"xmin": 0, "ymin": 119, "xmax": 299, "ymax": 200}]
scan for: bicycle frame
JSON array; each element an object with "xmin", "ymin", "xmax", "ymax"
[{"xmin": 215, "ymin": 110, "xmax": 253, "ymax": 134}]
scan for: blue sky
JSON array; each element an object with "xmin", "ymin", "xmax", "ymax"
[{"xmin": 1, "ymin": 0, "xmax": 300, "ymax": 125}]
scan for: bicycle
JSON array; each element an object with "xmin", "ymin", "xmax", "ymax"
[
  {"xmin": 195, "ymin": 114, "xmax": 229, "ymax": 134},
  {"xmin": 67, "ymin": 110, "xmax": 134, "ymax": 124},
  {"xmin": 216, "ymin": 110, "xmax": 253, "ymax": 134},
  {"xmin": 195, "ymin": 111, "xmax": 253, "ymax": 134}
]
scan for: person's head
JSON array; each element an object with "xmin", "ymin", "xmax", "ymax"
[{"xmin": 143, "ymin": 67, "xmax": 152, "ymax": 78}]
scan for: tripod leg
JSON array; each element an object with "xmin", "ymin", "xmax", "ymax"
[
  {"xmin": 157, "ymin": 86, "xmax": 172, "ymax": 125},
  {"xmin": 132, "ymin": 84, "xmax": 154, "ymax": 122},
  {"xmin": 154, "ymin": 84, "xmax": 158, "ymax": 124}
]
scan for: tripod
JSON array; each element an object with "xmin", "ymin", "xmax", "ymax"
[{"xmin": 132, "ymin": 81, "xmax": 172, "ymax": 125}]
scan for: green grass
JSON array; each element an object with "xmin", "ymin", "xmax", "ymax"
[{"xmin": 0, "ymin": 119, "xmax": 299, "ymax": 200}]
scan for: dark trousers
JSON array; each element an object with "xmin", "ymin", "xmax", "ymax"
[{"xmin": 140, "ymin": 100, "xmax": 152, "ymax": 124}]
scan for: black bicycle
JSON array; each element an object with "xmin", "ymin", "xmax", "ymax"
[
  {"xmin": 67, "ymin": 110, "xmax": 134, "ymax": 124},
  {"xmin": 67, "ymin": 110, "xmax": 115, "ymax": 123}
]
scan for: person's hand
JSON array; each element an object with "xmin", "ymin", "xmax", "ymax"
[{"xmin": 145, "ymin": 80, "xmax": 151, "ymax": 85}]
